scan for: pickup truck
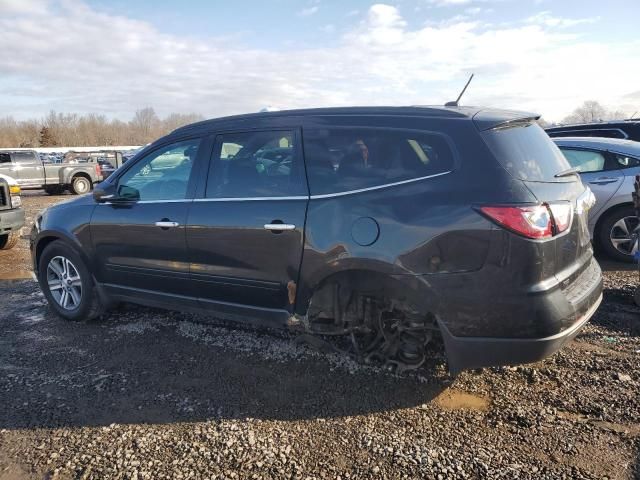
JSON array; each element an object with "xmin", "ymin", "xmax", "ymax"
[
  {"xmin": 0, "ymin": 150, "xmax": 103, "ymax": 195},
  {"xmin": 0, "ymin": 173, "xmax": 25, "ymax": 250}
]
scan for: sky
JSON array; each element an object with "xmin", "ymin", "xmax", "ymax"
[{"xmin": 0, "ymin": 0, "xmax": 639, "ymax": 122}]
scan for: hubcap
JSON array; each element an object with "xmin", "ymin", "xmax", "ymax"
[
  {"xmin": 610, "ymin": 216, "xmax": 640, "ymax": 256},
  {"xmin": 76, "ymin": 180, "xmax": 89, "ymax": 193},
  {"xmin": 46, "ymin": 256, "xmax": 82, "ymax": 310}
]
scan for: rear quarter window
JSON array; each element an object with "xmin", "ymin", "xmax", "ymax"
[
  {"xmin": 482, "ymin": 122, "xmax": 571, "ymax": 181},
  {"xmin": 303, "ymin": 128, "xmax": 454, "ymax": 195}
]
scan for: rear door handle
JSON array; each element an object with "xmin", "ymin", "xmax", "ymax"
[
  {"xmin": 264, "ymin": 223, "xmax": 296, "ymax": 231},
  {"xmin": 589, "ymin": 177, "xmax": 618, "ymax": 185},
  {"xmin": 155, "ymin": 221, "xmax": 179, "ymax": 228}
]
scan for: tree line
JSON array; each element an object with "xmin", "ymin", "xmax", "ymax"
[
  {"xmin": 557, "ymin": 100, "xmax": 635, "ymax": 125},
  {"xmin": 0, "ymin": 101, "xmax": 636, "ymax": 148},
  {"xmin": 0, "ymin": 108, "xmax": 204, "ymax": 148}
]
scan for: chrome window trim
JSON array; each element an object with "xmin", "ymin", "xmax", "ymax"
[
  {"xmin": 308, "ymin": 170, "xmax": 452, "ymax": 199},
  {"xmin": 99, "ymin": 171, "xmax": 452, "ymax": 204},
  {"xmin": 101, "ymin": 199, "xmax": 192, "ymax": 205},
  {"xmin": 194, "ymin": 196, "xmax": 308, "ymax": 202}
]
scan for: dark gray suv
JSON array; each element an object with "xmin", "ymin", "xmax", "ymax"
[{"xmin": 30, "ymin": 106, "xmax": 603, "ymax": 374}]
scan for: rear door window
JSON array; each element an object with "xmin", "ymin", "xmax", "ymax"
[
  {"xmin": 482, "ymin": 122, "xmax": 571, "ymax": 181},
  {"xmin": 558, "ymin": 148, "xmax": 606, "ymax": 173},
  {"xmin": 205, "ymin": 130, "xmax": 306, "ymax": 198},
  {"xmin": 303, "ymin": 128, "xmax": 454, "ymax": 195}
]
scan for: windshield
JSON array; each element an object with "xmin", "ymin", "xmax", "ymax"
[{"xmin": 482, "ymin": 122, "xmax": 572, "ymax": 182}]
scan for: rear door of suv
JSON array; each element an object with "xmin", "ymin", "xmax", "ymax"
[{"xmin": 186, "ymin": 128, "xmax": 308, "ymax": 313}]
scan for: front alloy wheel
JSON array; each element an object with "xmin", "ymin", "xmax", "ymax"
[{"xmin": 47, "ymin": 256, "xmax": 83, "ymax": 310}]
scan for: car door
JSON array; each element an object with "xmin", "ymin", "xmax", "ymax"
[
  {"xmin": 186, "ymin": 129, "xmax": 308, "ymax": 313},
  {"xmin": 91, "ymin": 137, "xmax": 204, "ymax": 301},
  {"xmin": 10, "ymin": 151, "xmax": 45, "ymax": 187},
  {"xmin": 558, "ymin": 147, "xmax": 623, "ymax": 218}
]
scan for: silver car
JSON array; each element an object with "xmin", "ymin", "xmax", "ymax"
[{"xmin": 553, "ymin": 137, "xmax": 640, "ymax": 262}]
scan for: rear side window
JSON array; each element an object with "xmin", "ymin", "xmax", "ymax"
[
  {"xmin": 482, "ymin": 122, "xmax": 571, "ymax": 181},
  {"xmin": 615, "ymin": 154, "xmax": 640, "ymax": 169},
  {"xmin": 0, "ymin": 153, "xmax": 10, "ymax": 164},
  {"xmin": 303, "ymin": 128, "xmax": 454, "ymax": 195},
  {"xmin": 558, "ymin": 148, "xmax": 605, "ymax": 173}
]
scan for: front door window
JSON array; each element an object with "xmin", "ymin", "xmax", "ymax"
[{"xmin": 117, "ymin": 140, "xmax": 200, "ymax": 201}]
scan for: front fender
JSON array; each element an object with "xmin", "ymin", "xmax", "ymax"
[{"xmin": 31, "ymin": 200, "xmax": 96, "ymax": 276}]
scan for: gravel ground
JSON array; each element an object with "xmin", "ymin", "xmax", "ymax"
[{"xmin": 0, "ymin": 192, "xmax": 638, "ymax": 479}]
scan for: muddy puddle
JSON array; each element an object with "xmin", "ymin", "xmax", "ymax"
[{"xmin": 434, "ymin": 389, "xmax": 490, "ymax": 411}]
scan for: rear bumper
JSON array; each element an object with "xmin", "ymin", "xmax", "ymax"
[
  {"xmin": 441, "ymin": 264, "xmax": 603, "ymax": 374},
  {"xmin": 0, "ymin": 207, "xmax": 25, "ymax": 233}
]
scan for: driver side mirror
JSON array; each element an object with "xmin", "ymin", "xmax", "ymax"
[
  {"xmin": 93, "ymin": 186, "xmax": 115, "ymax": 203},
  {"xmin": 93, "ymin": 184, "xmax": 140, "ymax": 203}
]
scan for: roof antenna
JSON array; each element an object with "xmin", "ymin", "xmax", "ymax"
[{"xmin": 445, "ymin": 73, "xmax": 474, "ymax": 107}]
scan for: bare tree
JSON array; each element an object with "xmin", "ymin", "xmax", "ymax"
[
  {"xmin": 130, "ymin": 107, "xmax": 160, "ymax": 143},
  {"xmin": 562, "ymin": 100, "xmax": 608, "ymax": 124},
  {"xmin": 0, "ymin": 109, "xmax": 205, "ymax": 148}
]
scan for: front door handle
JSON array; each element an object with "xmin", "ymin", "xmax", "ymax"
[
  {"xmin": 155, "ymin": 221, "xmax": 180, "ymax": 228},
  {"xmin": 589, "ymin": 177, "xmax": 618, "ymax": 185},
  {"xmin": 264, "ymin": 223, "xmax": 296, "ymax": 231}
]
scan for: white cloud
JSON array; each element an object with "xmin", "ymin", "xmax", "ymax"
[
  {"xmin": 526, "ymin": 11, "xmax": 599, "ymax": 28},
  {"xmin": 429, "ymin": 0, "xmax": 474, "ymax": 5},
  {"xmin": 297, "ymin": 5, "xmax": 319, "ymax": 17},
  {"xmin": 0, "ymin": 0, "xmax": 48, "ymax": 14},
  {"xmin": 0, "ymin": 1, "xmax": 638, "ymax": 122}
]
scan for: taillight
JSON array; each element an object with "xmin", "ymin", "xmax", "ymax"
[
  {"xmin": 547, "ymin": 202, "xmax": 572, "ymax": 234},
  {"xmin": 95, "ymin": 163, "xmax": 102, "ymax": 177},
  {"xmin": 479, "ymin": 203, "xmax": 573, "ymax": 239},
  {"xmin": 480, "ymin": 205, "xmax": 553, "ymax": 239}
]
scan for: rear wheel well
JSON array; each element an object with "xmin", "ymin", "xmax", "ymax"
[
  {"xmin": 302, "ymin": 270, "xmax": 443, "ymax": 372},
  {"xmin": 308, "ymin": 270, "xmax": 428, "ymax": 320},
  {"xmin": 71, "ymin": 172, "xmax": 92, "ymax": 183}
]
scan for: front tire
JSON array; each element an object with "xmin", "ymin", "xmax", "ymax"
[
  {"xmin": 596, "ymin": 205, "xmax": 639, "ymax": 263},
  {"xmin": 70, "ymin": 176, "xmax": 92, "ymax": 195},
  {"xmin": 38, "ymin": 241, "xmax": 104, "ymax": 321},
  {"xmin": 0, "ymin": 231, "xmax": 19, "ymax": 250}
]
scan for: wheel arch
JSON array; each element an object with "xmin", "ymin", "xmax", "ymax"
[
  {"xmin": 71, "ymin": 172, "xmax": 93, "ymax": 184},
  {"xmin": 34, "ymin": 231, "xmax": 93, "ymax": 278},
  {"xmin": 593, "ymin": 201, "xmax": 634, "ymax": 247},
  {"xmin": 296, "ymin": 263, "xmax": 436, "ymax": 320}
]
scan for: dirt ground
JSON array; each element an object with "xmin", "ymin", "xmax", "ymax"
[{"xmin": 0, "ymin": 192, "xmax": 638, "ymax": 479}]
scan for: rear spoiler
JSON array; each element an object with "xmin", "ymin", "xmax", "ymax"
[{"xmin": 473, "ymin": 109, "xmax": 540, "ymax": 131}]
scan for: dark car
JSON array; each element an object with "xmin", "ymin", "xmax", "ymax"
[
  {"xmin": 30, "ymin": 106, "xmax": 603, "ymax": 374},
  {"xmin": 546, "ymin": 120, "xmax": 640, "ymax": 142}
]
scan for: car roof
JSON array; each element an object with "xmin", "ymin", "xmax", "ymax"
[
  {"xmin": 552, "ymin": 136, "xmax": 640, "ymax": 155},
  {"xmin": 171, "ymin": 105, "xmax": 539, "ymax": 136},
  {"xmin": 546, "ymin": 120, "xmax": 640, "ymax": 130}
]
